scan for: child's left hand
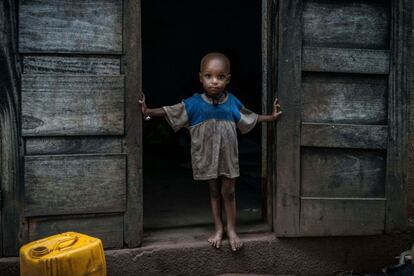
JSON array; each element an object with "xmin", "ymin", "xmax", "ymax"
[{"xmin": 271, "ymin": 98, "xmax": 282, "ymax": 120}]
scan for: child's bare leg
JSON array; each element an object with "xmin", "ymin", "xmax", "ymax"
[
  {"xmin": 207, "ymin": 178, "xmax": 224, "ymax": 248},
  {"xmin": 221, "ymin": 177, "xmax": 243, "ymax": 251}
]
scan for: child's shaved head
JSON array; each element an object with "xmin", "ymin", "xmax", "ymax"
[{"xmin": 200, "ymin": 52, "xmax": 231, "ymax": 73}]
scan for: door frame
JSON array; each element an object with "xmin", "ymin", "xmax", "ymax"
[
  {"xmin": 123, "ymin": 0, "xmax": 144, "ymax": 247},
  {"xmin": 0, "ymin": 0, "xmax": 27, "ymax": 257},
  {"xmin": 262, "ymin": 0, "xmax": 278, "ymax": 229}
]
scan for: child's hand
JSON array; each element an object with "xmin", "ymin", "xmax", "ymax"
[
  {"xmin": 271, "ymin": 98, "xmax": 282, "ymax": 120},
  {"xmin": 138, "ymin": 93, "xmax": 148, "ymax": 115}
]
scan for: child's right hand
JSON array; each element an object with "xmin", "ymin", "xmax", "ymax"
[{"xmin": 138, "ymin": 93, "xmax": 147, "ymax": 115}]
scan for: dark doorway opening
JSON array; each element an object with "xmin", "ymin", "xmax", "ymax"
[{"xmin": 142, "ymin": 0, "xmax": 263, "ymax": 229}]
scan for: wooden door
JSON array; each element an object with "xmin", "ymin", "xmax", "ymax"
[
  {"xmin": 275, "ymin": 0, "xmax": 410, "ymax": 236},
  {"xmin": 4, "ymin": 0, "xmax": 143, "ymax": 255}
]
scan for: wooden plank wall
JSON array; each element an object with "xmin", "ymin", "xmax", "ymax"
[
  {"xmin": 18, "ymin": 0, "xmax": 137, "ymax": 249},
  {"xmin": 276, "ymin": 0, "xmax": 411, "ymax": 236},
  {"xmin": 298, "ymin": 0, "xmax": 390, "ymax": 236}
]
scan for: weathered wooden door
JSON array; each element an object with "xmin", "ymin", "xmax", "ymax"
[
  {"xmin": 276, "ymin": 0, "xmax": 410, "ymax": 236},
  {"xmin": 3, "ymin": 0, "xmax": 142, "ymax": 255}
]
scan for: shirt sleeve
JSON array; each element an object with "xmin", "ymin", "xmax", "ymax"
[
  {"xmin": 162, "ymin": 102, "xmax": 189, "ymax": 132},
  {"xmin": 237, "ymin": 107, "xmax": 258, "ymax": 134}
]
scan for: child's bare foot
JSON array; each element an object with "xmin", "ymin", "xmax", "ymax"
[
  {"xmin": 227, "ymin": 229, "xmax": 243, "ymax": 251},
  {"xmin": 208, "ymin": 228, "xmax": 223, "ymax": 249}
]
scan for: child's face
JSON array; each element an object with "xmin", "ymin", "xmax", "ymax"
[{"xmin": 199, "ymin": 58, "xmax": 230, "ymax": 97}]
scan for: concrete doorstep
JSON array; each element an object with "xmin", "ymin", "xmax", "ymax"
[{"xmin": 0, "ymin": 226, "xmax": 411, "ymax": 276}]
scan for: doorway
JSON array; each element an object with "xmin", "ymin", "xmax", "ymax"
[{"xmin": 142, "ymin": 0, "xmax": 263, "ymax": 229}]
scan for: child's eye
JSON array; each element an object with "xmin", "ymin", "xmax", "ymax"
[
  {"xmin": 218, "ymin": 75, "xmax": 226, "ymax": 80},
  {"xmin": 204, "ymin": 74, "xmax": 211, "ymax": 78}
]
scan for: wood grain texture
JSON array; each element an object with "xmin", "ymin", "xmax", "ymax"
[
  {"xmin": 301, "ymin": 148, "xmax": 386, "ymax": 198},
  {"xmin": 29, "ymin": 214, "xmax": 123, "ymax": 249},
  {"xmin": 0, "ymin": 0, "xmax": 27, "ymax": 256},
  {"xmin": 25, "ymin": 137, "xmax": 123, "ymax": 155},
  {"xmin": 123, "ymin": 0, "xmax": 143, "ymax": 247},
  {"xmin": 261, "ymin": 0, "xmax": 276, "ymax": 228},
  {"xmin": 303, "ymin": 0, "xmax": 389, "ymax": 49},
  {"xmin": 24, "ymin": 154, "xmax": 126, "ymax": 216},
  {"xmin": 302, "ymin": 73, "xmax": 388, "ymax": 124},
  {"xmin": 302, "ymin": 47, "xmax": 390, "ymax": 74},
  {"xmin": 275, "ymin": 0, "xmax": 302, "ymax": 236},
  {"xmin": 23, "ymin": 56, "xmax": 120, "ymax": 75},
  {"xmin": 301, "ymin": 123, "xmax": 388, "ymax": 149},
  {"xmin": 22, "ymin": 74, "xmax": 125, "ymax": 136},
  {"xmin": 385, "ymin": 0, "xmax": 411, "ymax": 232},
  {"xmin": 19, "ymin": 0, "xmax": 122, "ymax": 53},
  {"xmin": 300, "ymin": 198, "xmax": 386, "ymax": 236}
]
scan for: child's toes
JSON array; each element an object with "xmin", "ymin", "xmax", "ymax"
[
  {"xmin": 230, "ymin": 241, "xmax": 237, "ymax": 251},
  {"xmin": 216, "ymin": 240, "xmax": 221, "ymax": 249}
]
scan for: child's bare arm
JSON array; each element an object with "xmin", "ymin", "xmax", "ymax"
[
  {"xmin": 138, "ymin": 93, "xmax": 166, "ymax": 118},
  {"xmin": 257, "ymin": 98, "xmax": 282, "ymax": 122}
]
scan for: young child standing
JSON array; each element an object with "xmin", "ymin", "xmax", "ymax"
[{"xmin": 139, "ymin": 52, "xmax": 282, "ymax": 251}]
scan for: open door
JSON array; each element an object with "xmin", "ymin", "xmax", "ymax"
[
  {"xmin": 275, "ymin": 0, "xmax": 410, "ymax": 236},
  {"xmin": 2, "ymin": 0, "xmax": 144, "ymax": 256}
]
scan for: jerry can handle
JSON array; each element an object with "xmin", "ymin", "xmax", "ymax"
[
  {"xmin": 53, "ymin": 236, "xmax": 79, "ymax": 251},
  {"xmin": 29, "ymin": 235, "xmax": 79, "ymax": 258}
]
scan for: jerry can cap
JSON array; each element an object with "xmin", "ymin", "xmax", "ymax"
[{"xmin": 30, "ymin": 246, "xmax": 49, "ymax": 258}]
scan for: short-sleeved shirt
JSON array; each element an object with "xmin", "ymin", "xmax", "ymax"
[{"xmin": 163, "ymin": 92, "xmax": 258, "ymax": 180}]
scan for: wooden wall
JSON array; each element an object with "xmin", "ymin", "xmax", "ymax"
[
  {"xmin": 276, "ymin": 0, "xmax": 410, "ymax": 236},
  {"xmin": 16, "ymin": 0, "xmax": 142, "ymax": 252}
]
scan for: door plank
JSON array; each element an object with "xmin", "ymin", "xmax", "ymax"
[
  {"xmin": 29, "ymin": 214, "xmax": 123, "ymax": 249},
  {"xmin": 275, "ymin": 0, "xmax": 303, "ymax": 236},
  {"xmin": 301, "ymin": 123, "xmax": 388, "ymax": 149},
  {"xmin": 302, "ymin": 73, "xmax": 388, "ymax": 124},
  {"xmin": 385, "ymin": 0, "xmax": 411, "ymax": 232},
  {"xmin": 23, "ymin": 56, "xmax": 120, "ymax": 75},
  {"xmin": 302, "ymin": 47, "xmax": 389, "ymax": 74},
  {"xmin": 300, "ymin": 198, "xmax": 386, "ymax": 236},
  {"xmin": 25, "ymin": 154, "xmax": 126, "ymax": 216},
  {"xmin": 301, "ymin": 148, "xmax": 386, "ymax": 198},
  {"xmin": 19, "ymin": 0, "xmax": 122, "ymax": 53},
  {"xmin": 26, "ymin": 137, "xmax": 123, "ymax": 155},
  {"xmin": 303, "ymin": 0, "xmax": 389, "ymax": 49},
  {"xmin": 22, "ymin": 74, "xmax": 125, "ymax": 136}
]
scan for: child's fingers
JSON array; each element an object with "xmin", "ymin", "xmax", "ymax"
[
  {"xmin": 273, "ymin": 98, "xmax": 279, "ymax": 106},
  {"xmin": 138, "ymin": 93, "xmax": 146, "ymax": 105},
  {"xmin": 139, "ymin": 93, "xmax": 146, "ymax": 101}
]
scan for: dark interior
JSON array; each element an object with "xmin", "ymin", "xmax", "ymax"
[{"xmin": 142, "ymin": 0, "xmax": 262, "ymax": 229}]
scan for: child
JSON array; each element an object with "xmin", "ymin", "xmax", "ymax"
[{"xmin": 139, "ymin": 52, "xmax": 282, "ymax": 251}]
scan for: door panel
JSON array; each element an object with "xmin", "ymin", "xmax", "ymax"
[
  {"xmin": 15, "ymin": 0, "xmax": 143, "ymax": 250},
  {"xmin": 301, "ymin": 73, "xmax": 388, "ymax": 124},
  {"xmin": 24, "ymin": 154, "xmax": 126, "ymax": 217},
  {"xmin": 276, "ymin": 0, "xmax": 409, "ymax": 236},
  {"xmin": 19, "ymin": 0, "xmax": 122, "ymax": 54},
  {"xmin": 301, "ymin": 148, "xmax": 386, "ymax": 198},
  {"xmin": 300, "ymin": 198, "xmax": 386, "ymax": 235},
  {"xmin": 302, "ymin": 0, "xmax": 390, "ymax": 49},
  {"xmin": 22, "ymin": 74, "xmax": 125, "ymax": 136},
  {"xmin": 29, "ymin": 214, "xmax": 124, "ymax": 249}
]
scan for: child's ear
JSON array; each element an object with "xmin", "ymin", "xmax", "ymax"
[
  {"xmin": 199, "ymin": 72, "xmax": 202, "ymax": 82},
  {"xmin": 226, "ymin": 74, "xmax": 231, "ymax": 84}
]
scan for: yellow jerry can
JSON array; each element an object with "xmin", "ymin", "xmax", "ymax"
[{"xmin": 20, "ymin": 232, "xmax": 106, "ymax": 276}]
